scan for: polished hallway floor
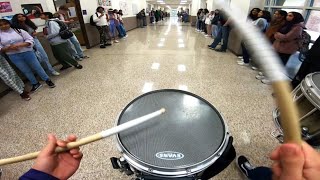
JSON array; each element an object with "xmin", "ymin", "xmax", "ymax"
[{"xmin": 0, "ymin": 18, "xmax": 278, "ymax": 179}]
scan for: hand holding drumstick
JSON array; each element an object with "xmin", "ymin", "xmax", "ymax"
[{"xmin": 20, "ymin": 134, "xmax": 83, "ymax": 180}]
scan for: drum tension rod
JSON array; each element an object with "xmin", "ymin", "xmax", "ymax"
[{"xmin": 110, "ymin": 157, "xmax": 134, "ymax": 176}]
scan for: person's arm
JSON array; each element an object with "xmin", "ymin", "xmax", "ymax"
[
  {"xmin": 274, "ymin": 26, "xmax": 302, "ymax": 41},
  {"xmin": 255, "ymin": 19, "xmax": 266, "ymax": 31},
  {"xmin": 18, "ymin": 29, "xmax": 34, "ymax": 47},
  {"xmin": 19, "ymin": 169, "xmax": 59, "ymax": 180},
  {"xmin": 93, "ymin": 13, "xmax": 101, "ymax": 23},
  {"xmin": 46, "ymin": 21, "xmax": 61, "ymax": 40},
  {"xmin": 223, "ymin": 18, "xmax": 231, "ymax": 26}
]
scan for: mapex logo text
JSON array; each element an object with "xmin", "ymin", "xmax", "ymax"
[{"xmin": 155, "ymin": 151, "xmax": 184, "ymax": 160}]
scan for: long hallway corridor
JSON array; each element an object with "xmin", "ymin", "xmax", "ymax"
[{"xmin": 0, "ymin": 18, "xmax": 278, "ymax": 179}]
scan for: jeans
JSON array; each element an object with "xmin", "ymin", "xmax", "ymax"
[
  {"xmin": 248, "ymin": 167, "xmax": 272, "ymax": 180},
  {"xmin": 139, "ymin": 19, "xmax": 143, "ymax": 28},
  {"xmin": 34, "ymin": 38, "xmax": 56, "ymax": 74},
  {"xmin": 119, "ymin": 24, "xmax": 127, "ymax": 36},
  {"xmin": 109, "ymin": 23, "xmax": 116, "ymax": 38},
  {"xmin": 68, "ymin": 34, "xmax": 84, "ymax": 59},
  {"xmin": 8, "ymin": 51, "xmax": 49, "ymax": 85},
  {"xmin": 212, "ymin": 24, "xmax": 220, "ymax": 38},
  {"xmin": 209, "ymin": 26, "xmax": 230, "ymax": 50},
  {"xmin": 241, "ymin": 42, "xmax": 250, "ymax": 63},
  {"xmin": 116, "ymin": 25, "xmax": 125, "ymax": 37}
]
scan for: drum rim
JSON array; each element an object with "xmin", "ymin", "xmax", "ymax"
[
  {"xmin": 301, "ymin": 73, "xmax": 320, "ymax": 110},
  {"xmin": 115, "ymin": 89, "xmax": 229, "ymax": 177}
]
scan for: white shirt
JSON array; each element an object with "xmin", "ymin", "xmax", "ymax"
[{"xmin": 93, "ymin": 12, "xmax": 109, "ymax": 26}]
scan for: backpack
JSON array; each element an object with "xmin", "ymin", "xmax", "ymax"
[
  {"xmin": 298, "ymin": 30, "xmax": 311, "ymax": 61},
  {"xmin": 49, "ymin": 20, "xmax": 73, "ymax": 39},
  {"xmin": 90, "ymin": 13, "xmax": 98, "ymax": 26}
]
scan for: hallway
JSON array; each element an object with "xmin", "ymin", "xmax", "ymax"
[{"xmin": 0, "ymin": 18, "xmax": 278, "ymax": 179}]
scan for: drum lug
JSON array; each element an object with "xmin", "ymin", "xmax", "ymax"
[
  {"xmin": 271, "ymin": 130, "xmax": 284, "ymax": 143},
  {"xmin": 110, "ymin": 157, "xmax": 134, "ymax": 175}
]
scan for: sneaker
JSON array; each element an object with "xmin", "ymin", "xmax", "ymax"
[
  {"xmin": 60, "ymin": 65, "xmax": 72, "ymax": 71},
  {"xmin": 51, "ymin": 71, "xmax": 60, "ymax": 76},
  {"xmin": 75, "ymin": 57, "xmax": 83, "ymax": 61},
  {"xmin": 100, "ymin": 45, "xmax": 106, "ymax": 48},
  {"xmin": 20, "ymin": 91, "xmax": 31, "ymax": 101},
  {"xmin": 114, "ymin": 40, "xmax": 119, "ymax": 43},
  {"xmin": 46, "ymin": 80, "xmax": 56, "ymax": 88},
  {"xmin": 261, "ymin": 78, "xmax": 272, "ymax": 85},
  {"xmin": 30, "ymin": 83, "xmax": 42, "ymax": 93},
  {"xmin": 236, "ymin": 156, "xmax": 255, "ymax": 178},
  {"xmin": 81, "ymin": 55, "xmax": 90, "ymax": 59},
  {"xmin": 238, "ymin": 62, "xmax": 249, "ymax": 66},
  {"xmin": 251, "ymin": 66, "xmax": 258, "ymax": 70},
  {"xmin": 258, "ymin": 71, "xmax": 264, "ymax": 76},
  {"xmin": 215, "ymin": 49, "xmax": 226, "ymax": 52},
  {"xmin": 123, "ymin": 35, "xmax": 128, "ymax": 38},
  {"xmin": 75, "ymin": 64, "xmax": 83, "ymax": 69},
  {"xmin": 255, "ymin": 75, "xmax": 265, "ymax": 80},
  {"xmin": 237, "ymin": 59, "xmax": 243, "ymax": 63},
  {"xmin": 105, "ymin": 43, "xmax": 112, "ymax": 46},
  {"xmin": 237, "ymin": 56, "xmax": 243, "ymax": 59}
]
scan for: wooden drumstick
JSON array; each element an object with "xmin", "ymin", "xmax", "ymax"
[
  {"xmin": 213, "ymin": 0, "xmax": 302, "ymax": 145},
  {"xmin": 272, "ymin": 82, "xmax": 301, "ymax": 144},
  {"xmin": 0, "ymin": 108, "xmax": 166, "ymax": 166}
]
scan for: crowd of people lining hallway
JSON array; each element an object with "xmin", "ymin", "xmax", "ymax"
[
  {"xmin": 0, "ymin": 5, "xmax": 129, "ymax": 101},
  {"xmin": 196, "ymin": 7, "xmax": 320, "ymax": 89}
]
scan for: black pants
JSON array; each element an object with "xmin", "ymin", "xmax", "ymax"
[
  {"xmin": 96, "ymin": 26, "xmax": 111, "ymax": 45},
  {"xmin": 51, "ymin": 43, "xmax": 79, "ymax": 67}
]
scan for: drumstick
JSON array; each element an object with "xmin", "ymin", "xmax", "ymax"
[
  {"xmin": 0, "ymin": 108, "xmax": 166, "ymax": 166},
  {"xmin": 213, "ymin": 1, "xmax": 301, "ymax": 144}
]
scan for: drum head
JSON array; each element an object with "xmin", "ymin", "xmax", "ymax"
[{"xmin": 117, "ymin": 89, "xmax": 227, "ymax": 171}]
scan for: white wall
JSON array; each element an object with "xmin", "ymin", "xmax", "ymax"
[
  {"xmin": 230, "ymin": 0, "xmax": 250, "ymax": 20},
  {"xmin": 0, "ymin": 0, "xmax": 53, "ymax": 17},
  {"xmin": 80, "ymin": 0, "xmax": 147, "ymax": 23}
]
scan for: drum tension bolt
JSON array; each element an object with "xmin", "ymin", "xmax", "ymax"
[{"xmin": 110, "ymin": 157, "xmax": 134, "ymax": 176}]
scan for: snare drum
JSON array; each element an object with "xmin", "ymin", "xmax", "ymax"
[
  {"xmin": 111, "ymin": 89, "xmax": 235, "ymax": 179},
  {"xmin": 273, "ymin": 72, "xmax": 320, "ymax": 146}
]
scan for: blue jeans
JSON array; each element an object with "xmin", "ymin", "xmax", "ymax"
[
  {"xmin": 248, "ymin": 167, "xmax": 272, "ymax": 180},
  {"xmin": 34, "ymin": 38, "xmax": 56, "ymax": 74},
  {"xmin": 119, "ymin": 24, "xmax": 127, "ymax": 36},
  {"xmin": 8, "ymin": 51, "xmax": 50, "ymax": 85},
  {"xmin": 68, "ymin": 34, "xmax": 84, "ymax": 59},
  {"xmin": 109, "ymin": 23, "xmax": 116, "ymax": 38},
  {"xmin": 241, "ymin": 42, "xmax": 250, "ymax": 63},
  {"xmin": 212, "ymin": 24, "xmax": 220, "ymax": 38},
  {"xmin": 209, "ymin": 26, "xmax": 230, "ymax": 51}
]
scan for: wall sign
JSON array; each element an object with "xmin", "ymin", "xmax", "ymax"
[{"xmin": 0, "ymin": 2, "xmax": 12, "ymax": 13}]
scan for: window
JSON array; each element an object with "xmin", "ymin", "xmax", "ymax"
[
  {"xmin": 280, "ymin": 8, "xmax": 303, "ymax": 13},
  {"xmin": 265, "ymin": 0, "xmax": 271, "ymax": 5},
  {"xmin": 306, "ymin": 10, "xmax": 320, "ymax": 41},
  {"xmin": 275, "ymin": 0, "xmax": 305, "ymax": 6},
  {"xmin": 310, "ymin": 0, "xmax": 320, "ymax": 7}
]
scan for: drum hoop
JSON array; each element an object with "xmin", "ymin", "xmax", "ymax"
[
  {"xmin": 115, "ymin": 89, "xmax": 229, "ymax": 177},
  {"xmin": 301, "ymin": 74, "xmax": 320, "ymax": 110}
]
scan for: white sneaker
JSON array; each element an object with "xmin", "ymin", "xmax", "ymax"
[
  {"xmin": 114, "ymin": 40, "xmax": 119, "ymax": 43},
  {"xmin": 237, "ymin": 56, "xmax": 243, "ymax": 59},
  {"xmin": 251, "ymin": 66, "xmax": 258, "ymax": 70},
  {"xmin": 255, "ymin": 75, "xmax": 265, "ymax": 80},
  {"xmin": 237, "ymin": 59, "xmax": 243, "ymax": 63},
  {"xmin": 51, "ymin": 71, "xmax": 60, "ymax": 76},
  {"xmin": 258, "ymin": 72, "xmax": 264, "ymax": 76},
  {"xmin": 238, "ymin": 62, "xmax": 249, "ymax": 66},
  {"xmin": 261, "ymin": 79, "xmax": 272, "ymax": 85}
]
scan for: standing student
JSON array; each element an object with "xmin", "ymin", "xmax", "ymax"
[
  {"xmin": 211, "ymin": 9, "xmax": 220, "ymax": 38},
  {"xmin": 93, "ymin": 6, "xmax": 112, "ymax": 48},
  {"xmin": 205, "ymin": 11, "xmax": 214, "ymax": 37},
  {"xmin": 0, "ymin": 55, "xmax": 30, "ymax": 100},
  {"xmin": 149, "ymin": 8, "xmax": 155, "ymax": 23},
  {"xmin": 108, "ymin": 9, "xmax": 119, "ymax": 43},
  {"xmin": 117, "ymin": 10, "xmax": 128, "ymax": 38},
  {"xmin": 113, "ymin": 9, "xmax": 125, "ymax": 38},
  {"xmin": 0, "ymin": 19, "xmax": 55, "ymax": 92},
  {"xmin": 11, "ymin": 13, "xmax": 60, "ymax": 76},
  {"xmin": 273, "ymin": 12, "xmax": 305, "ymax": 65},
  {"xmin": 57, "ymin": 5, "xmax": 89, "ymax": 61},
  {"xmin": 40, "ymin": 12, "xmax": 83, "ymax": 71}
]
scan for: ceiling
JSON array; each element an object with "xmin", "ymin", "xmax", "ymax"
[{"xmin": 146, "ymin": 0, "xmax": 192, "ymax": 8}]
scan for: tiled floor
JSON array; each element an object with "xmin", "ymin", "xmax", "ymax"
[{"xmin": 0, "ymin": 18, "xmax": 279, "ymax": 179}]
